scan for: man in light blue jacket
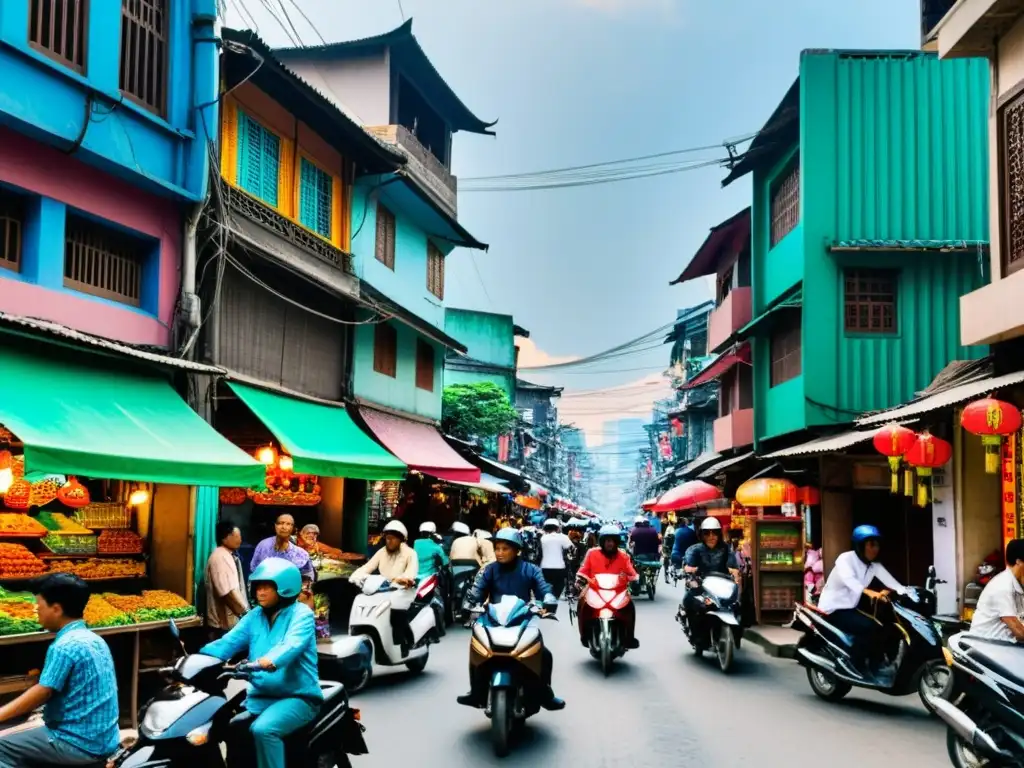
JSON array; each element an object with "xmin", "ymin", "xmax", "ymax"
[{"xmin": 201, "ymin": 558, "xmax": 322, "ymax": 768}]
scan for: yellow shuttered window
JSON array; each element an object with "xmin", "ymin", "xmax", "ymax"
[{"xmin": 220, "ymin": 99, "xmax": 238, "ymax": 185}]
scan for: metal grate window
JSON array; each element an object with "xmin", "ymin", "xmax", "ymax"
[
  {"xmin": 237, "ymin": 112, "xmax": 281, "ymax": 207},
  {"xmin": 119, "ymin": 0, "xmax": 167, "ymax": 115},
  {"xmin": 415, "ymin": 339, "xmax": 434, "ymax": 391},
  {"xmin": 298, "ymin": 158, "xmax": 332, "ymax": 240},
  {"xmin": 769, "ymin": 310, "xmax": 802, "ymax": 387},
  {"xmin": 427, "ymin": 242, "xmax": 444, "ymax": 300},
  {"xmin": 0, "ymin": 190, "xmax": 23, "ymax": 273},
  {"xmin": 770, "ymin": 155, "xmax": 800, "ymax": 247},
  {"xmin": 373, "ymin": 322, "xmax": 397, "ymax": 378},
  {"xmin": 29, "ymin": 0, "xmax": 87, "ymax": 71},
  {"xmin": 375, "ymin": 204, "xmax": 396, "ymax": 269},
  {"xmin": 844, "ymin": 269, "xmax": 897, "ymax": 333},
  {"xmin": 1001, "ymin": 91, "xmax": 1024, "ymax": 275},
  {"xmin": 64, "ymin": 215, "xmax": 145, "ymax": 306}
]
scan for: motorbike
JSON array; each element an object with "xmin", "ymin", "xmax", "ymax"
[
  {"xmin": 633, "ymin": 556, "xmax": 660, "ymax": 600},
  {"xmin": 449, "ymin": 560, "xmax": 481, "ymax": 626},
  {"xmin": 929, "ymin": 631, "xmax": 1024, "ymax": 767},
  {"xmin": 577, "ymin": 572, "xmax": 634, "ymax": 676},
  {"xmin": 463, "ymin": 595, "xmax": 559, "ymax": 757},
  {"xmin": 109, "ymin": 621, "xmax": 367, "ymax": 768},
  {"xmin": 676, "ymin": 571, "xmax": 743, "ymax": 673},
  {"xmin": 317, "ymin": 575, "xmax": 438, "ymax": 691},
  {"xmin": 793, "ymin": 565, "xmax": 954, "ymax": 711}
]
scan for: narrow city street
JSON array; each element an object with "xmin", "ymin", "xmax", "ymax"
[{"xmin": 352, "ymin": 581, "xmax": 948, "ymax": 767}]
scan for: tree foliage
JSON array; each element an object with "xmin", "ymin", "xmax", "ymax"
[{"xmin": 442, "ymin": 381, "xmax": 518, "ymax": 441}]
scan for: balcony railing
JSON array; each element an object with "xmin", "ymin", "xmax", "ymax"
[
  {"xmin": 708, "ymin": 286, "xmax": 752, "ymax": 353},
  {"xmin": 367, "ymin": 125, "xmax": 457, "ymax": 218},
  {"xmin": 713, "ymin": 408, "xmax": 754, "ymax": 453}
]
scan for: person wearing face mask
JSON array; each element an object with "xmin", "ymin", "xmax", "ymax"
[
  {"xmin": 817, "ymin": 525, "xmax": 906, "ymax": 677},
  {"xmin": 200, "ymin": 559, "xmax": 322, "ymax": 768}
]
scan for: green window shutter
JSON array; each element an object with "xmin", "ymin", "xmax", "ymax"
[
  {"xmin": 236, "ymin": 112, "xmax": 280, "ymax": 208},
  {"xmin": 260, "ymin": 128, "xmax": 280, "ymax": 207},
  {"xmin": 298, "ymin": 157, "xmax": 333, "ymax": 239}
]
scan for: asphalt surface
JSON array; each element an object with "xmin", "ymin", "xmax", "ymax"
[{"xmin": 350, "ymin": 578, "xmax": 949, "ymax": 767}]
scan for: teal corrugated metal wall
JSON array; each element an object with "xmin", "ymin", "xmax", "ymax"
[{"xmin": 828, "ymin": 52, "xmax": 989, "ymax": 242}]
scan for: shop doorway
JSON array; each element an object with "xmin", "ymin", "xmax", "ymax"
[{"xmin": 852, "ymin": 490, "xmax": 934, "ymax": 585}]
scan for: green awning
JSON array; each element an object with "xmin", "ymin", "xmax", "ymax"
[
  {"xmin": 227, "ymin": 383, "xmax": 407, "ymax": 481},
  {"xmin": 0, "ymin": 347, "xmax": 265, "ymax": 487},
  {"xmin": 738, "ymin": 288, "xmax": 803, "ymax": 338}
]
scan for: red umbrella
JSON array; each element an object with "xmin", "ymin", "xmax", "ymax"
[{"xmin": 652, "ymin": 481, "xmax": 723, "ymax": 513}]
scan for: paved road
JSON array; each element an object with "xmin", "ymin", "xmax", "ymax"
[{"xmin": 350, "ymin": 578, "xmax": 948, "ymax": 766}]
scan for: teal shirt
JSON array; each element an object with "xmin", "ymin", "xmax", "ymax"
[
  {"xmin": 200, "ymin": 602, "xmax": 323, "ymax": 714},
  {"xmin": 413, "ymin": 538, "xmax": 449, "ymax": 579}
]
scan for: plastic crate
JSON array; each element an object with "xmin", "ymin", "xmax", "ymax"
[{"xmin": 75, "ymin": 503, "xmax": 131, "ymax": 530}]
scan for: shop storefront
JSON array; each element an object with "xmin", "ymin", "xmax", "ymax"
[{"xmin": 0, "ymin": 340, "xmax": 264, "ymax": 724}]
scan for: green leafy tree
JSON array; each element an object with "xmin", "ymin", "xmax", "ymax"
[{"xmin": 442, "ymin": 381, "xmax": 518, "ymax": 441}]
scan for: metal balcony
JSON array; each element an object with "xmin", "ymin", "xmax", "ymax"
[
  {"xmin": 367, "ymin": 125, "xmax": 458, "ymax": 218},
  {"xmin": 708, "ymin": 287, "xmax": 752, "ymax": 354}
]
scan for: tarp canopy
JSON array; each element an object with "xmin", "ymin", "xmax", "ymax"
[
  {"xmin": 0, "ymin": 347, "xmax": 264, "ymax": 486},
  {"xmin": 358, "ymin": 407, "xmax": 480, "ymax": 483},
  {"xmin": 448, "ymin": 475, "xmax": 511, "ymax": 495},
  {"xmin": 229, "ymin": 383, "xmax": 407, "ymax": 481}
]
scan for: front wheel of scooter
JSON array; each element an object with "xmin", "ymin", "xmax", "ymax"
[
  {"xmin": 713, "ymin": 623, "xmax": 734, "ymax": 674},
  {"xmin": 348, "ymin": 664, "xmax": 372, "ymax": 693},
  {"xmin": 807, "ymin": 667, "xmax": 852, "ymax": 702},
  {"xmin": 406, "ymin": 650, "xmax": 429, "ymax": 674},
  {"xmin": 600, "ymin": 637, "xmax": 613, "ymax": 677},
  {"xmin": 491, "ymin": 688, "xmax": 512, "ymax": 758}
]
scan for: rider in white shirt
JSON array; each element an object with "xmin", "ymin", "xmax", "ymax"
[
  {"xmin": 539, "ymin": 519, "xmax": 573, "ymax": 599},
  {"xmin": 970, "ymin": 539, "xmax": 1024, "ymax": 643}
]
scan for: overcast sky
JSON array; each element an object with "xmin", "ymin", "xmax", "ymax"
[{"xmin": 227, "ymin": 0, "xmax": 921, "ymax": 465}]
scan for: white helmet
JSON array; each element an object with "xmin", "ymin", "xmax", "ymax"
[
  {"xmin": 700, "ymin": 517, "xmax": 722, "ymax": 533},
  {"xmin": 451, "ymin": 521, "xmax": 470, "ymax": 536},
  {"xmin": 634, "ymin": 515, "xmax": 648, "ymax": 527},
  {"xmin": 382, "ymin": 520, "xmax": 409, "ymax": 540},
  {"xmin": 474, "ymin": 529, "xmax": 492, "ymax": 540},
  {"xmin": 419, "ymin": 521, "xmax": 437, "ymax": 534},
  {"xmin": 542, "ymin": 519, "xmax": 561, "ymax": 531}
]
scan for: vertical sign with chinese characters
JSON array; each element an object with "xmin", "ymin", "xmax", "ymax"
[{"xmin": 1002, "ymin": 434, "xmax": 1018, "ymax": 550}]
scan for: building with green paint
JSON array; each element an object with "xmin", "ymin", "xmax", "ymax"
[
  {"xmin": 443, "ymin": 308, "xmax": 530, "ymax": 402},
  {"xmin": 723, "ymin": 50, "xmax": 990, "ymax": 448}
]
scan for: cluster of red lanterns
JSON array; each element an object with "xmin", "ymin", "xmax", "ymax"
[{"xmin": 872, "ymin": 396, "xmax": 1023, "ymax": 507}]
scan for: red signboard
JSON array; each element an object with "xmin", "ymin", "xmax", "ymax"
[{"xmin": 1002, "ymin": 434, "xmax": 1017, "ymax": 550}]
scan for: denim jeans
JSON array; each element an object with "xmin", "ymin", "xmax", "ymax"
[{"xmin": 0, "ymin": 726, "xmax": 103, "ymax": 768}]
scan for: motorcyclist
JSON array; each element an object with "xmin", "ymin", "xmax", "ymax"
[
  {"xmin": 474, "ymin": 528, "xmax": 497, "ymax": 565},
  {"xmin": 682, "ymin": 517, "xmax": 740, "ymax": 627},
  {"xmin": 628, "ymin": 515, "xmax": 661, "ymax": 564},
  {"xmin": 457, "ymin": 529, "xmax": 565, "ymax": 711},
  {"xmin": 200, "ymin": 559, "xmax": 322, "ymax": 768},
  {"xmin": 670, "ymin": 515, "xmax": 699, "ymax": 572},
  {"xmin": 662, "ymin": 521, "xmax": 676, "ymax": 583},
  {"xmin": 576, "ymin": 524, "xmax": 640, "ymax": 648},
  {"xmin": 413, "ymin": 521, "xmax": 449, "ymax": 581},
  {"xmin": 349, "ymin": 520, "xmax": 419, "ymax": 651},
  {"xmin": 817, "ymin": 525, "xmax": 906, "ymax": 678}
]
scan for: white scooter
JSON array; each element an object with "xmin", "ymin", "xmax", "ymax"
[{"xmin": 318, "ymin": 574, "xmax": 438, "ymax": 690}]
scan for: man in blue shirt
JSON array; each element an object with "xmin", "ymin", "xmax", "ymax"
[
  {"xmin": 202, "ymin": 558, "xmax": 322, "ymax": 768},
  {"xmin": 0, "ymin": 574, "xmax": 120, "ymax": 767},
  {"xmin": 670, "ymin": 515, "xmax": 699, "ymax": 569}
]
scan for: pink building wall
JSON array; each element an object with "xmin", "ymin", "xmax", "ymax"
[{"xmin": 0, "ymin": 126, "xmax": 181, "ymax": 347}]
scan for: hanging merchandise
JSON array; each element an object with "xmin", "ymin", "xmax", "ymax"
[
  {"xmin": 872, "ymin": 423, "xmax": 918, "ymax": 494},
  {"xmin": 961, "ymin": 398, "xmax": 1023, "ymax": 474},
  {"xmin": 219, "ymin": 487, "xmax": 248, "ymax": 505},
  {"xmin": 4, "ymin": 479, "xmax": 31, "ymax": 510},
  {"xmin": 735, "ymin": 478, "xmax": 798, "ymax": 508},
  {"xmin": 903, "ymin": 432, "xmax": 953, "ymax": 507},
  {"xmin": 56, "ymin": 477, "xmax": 90, "ymax": 509},
  {"xmin": 670, "ymin": 417, "xmax": 684, "ymax": 437},
  {"xmin": 659, "ymin": 433, "xmax": 672, "ymax": 460}
]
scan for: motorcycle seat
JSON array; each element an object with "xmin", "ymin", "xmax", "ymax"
[
  {"xmin": 800, "ymin": 608, "xmax": 855, "ymax": 649},
  {"xmin": 960, "ymin": 636, "xmax": 1024, "ymax": 684}
]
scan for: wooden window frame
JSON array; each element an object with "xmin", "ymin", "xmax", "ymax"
[
  {"xmin": 63, "ymin": 214, "xmax": 146, "ymax": 307},
  {"xmin": 999, "ymin": 82, "xmax": 1024, "ymax": 277},
  {"xmin": 843, "ymin": 269, "xmax": 898, "ymax": 334},
  {"xmin": 119, "ymin": 0, "xmax": 168, "ymax": 117},
  {"xmin": 29, "ymin": 0, "xmax": 88, "ymax": 73},
  {"xmin": 426, "ymin": 242, "xmax": 445, "ymax": 300},
  {"xmin": 0, "ymin": 189, "xmax": 24, "ymax": 274},
  {"xmin": 769, "ymin": 310, "xmax": 802, "ymax": 387},
  {"xmin": 375, "ymin": 204, "xmax": 396, "ymax": 270},
  {"xmin": 415, "ymin": 339, "xmax": 435, "ymax": 392},
  {"xmin": 373, "ymin": 322, "xmax": 398, "ymax": 378},
  {"xmin": 770, "ymin": 154, "xmax": 800, "ymax": 248}
]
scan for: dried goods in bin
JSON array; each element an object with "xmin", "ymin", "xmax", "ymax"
[
  {"xmin": 47, "ymin": 558, "xmax": 145, "ymax": 580},
  {"xmin": 0, "ymin": 598, "xmax": 41, "ymax": 635},
  {"xmin": 42, "ymin": 534, "xmax": 97, "ymax": 555},
  {"xmin": 105, "ymin": 590, "xmax": 194, "ymax": 622},
  {"xmin": 0, "ymin": 513, "xmax": 47, "ymax": 537},
  {"xmin": 0, "ymin": 543, "xmax": 47, "ymax": 578},
  {"xmin": 84, "ymin": 595, "xmax": 133, "ymax": 628},
  {"xmin": 97, "ymin": 530, "xmax": 143, "ymax": 554},
  {"xmin": 37, "ymin": 512, "xmax": 93, "ymax": 535}
]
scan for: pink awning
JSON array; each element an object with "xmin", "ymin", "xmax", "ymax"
[
  {"xmin": 358, "ymin": 407, "xmax": 481, "ymax": 483},
  {"xmin": 683, "ymin": 343, "xmax": 751, "ymax": 390}
]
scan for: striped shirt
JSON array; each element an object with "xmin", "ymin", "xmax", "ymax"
[{"xmin": 40, "ymin": 620, "xmax": 120, "ymax": 757}]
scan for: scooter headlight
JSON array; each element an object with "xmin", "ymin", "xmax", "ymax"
[{"xmin": 186, "ymin": 723, "xmax": 212, "ymax": 746}]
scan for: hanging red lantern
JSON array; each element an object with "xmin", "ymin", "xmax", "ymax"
[
  {"xmin": 961, "ymin": 397, "xmax": 1022, "ymax": 474},
  {"xmin": 904, "ymin": 432, "xmax": 953, "ymax": 507},
  {"xmin": 872, "ymin": 424, "xmax": 918, "ymax": 494},
  {"xmin": 57, "ymin": 477, "xmax": 90, "ymax": 509}
]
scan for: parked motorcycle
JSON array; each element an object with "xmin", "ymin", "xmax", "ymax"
[
  {"xmin": 929, "ymin": 631, "xmax": 1024, "ymax": 767},
  {"xmin": 676, "ymin": 571, "xmax": 742, "ymax": 673},
  {"xmin": 449, "ymin": 560, "xmax": 481, "ymax": 626},
  {"xmin": 110, "ymin": 621, "xmax": 367, "ymax": 768},
  {"xmin": 317, "ymin": 575, "xmax": 438, "ymax": 691},
  {"xmin": 464, "ymin": 595, "xmax": 559, "ymax": 757},
  {"xmin": 577, "ymin": 572, "xmax": 634, "ymax": 676},
  {"xmin": 793, "ymin": 565, "xmax": 953, "ymax": 711}
]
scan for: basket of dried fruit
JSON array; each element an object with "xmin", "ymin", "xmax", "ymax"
[
  {"xmin": 47, "ymin": 558, "xmax": 145, "ymax": 580},
  {"xmin": 37, "ymin": 512, "xmax": 93, "ymax": 536},
  {"xmin": 84, "ymin": 595, "xmax": 133, "ymax": 628},
  {"xmin": 0, "ymin": 599, "xmax": 41, "ymax": 636},
  {"xmin": 0, "ymin": 514, "xmax": 47, "ymax": 538},
  {"xmin": 97, "ymin": 530, "xmax": 143, "ymax": 555},
  {"xmin": 41, "ymin": 534, "xmax": 97, "ymax": 556},
  {"xmin": 74, "ymin": 503, "xmax": 131, "ymax": 530},
  {"xmin": 106, "ymin": 590, "xmax": 194, "ymax": 622},
  {"xmin": 0, "ymin": 543, "xmax": 47, "ymax": 579},
  {"xmin": 29, "ymin": 478, "xmax": 61, "ymax": 507}
]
